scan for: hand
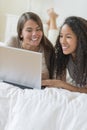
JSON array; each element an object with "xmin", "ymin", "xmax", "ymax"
[{"xmin": 42, "ymin": 79, "xmax": 65, "ymax": 88}]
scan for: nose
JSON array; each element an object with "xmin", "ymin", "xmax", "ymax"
[
  {"xmin": 60, "ymin": 37, "xmax": 66, "ymax": 45},
  {"xmin": 32, "ymin": 30, "xmax": 38, "ymax": 36}
]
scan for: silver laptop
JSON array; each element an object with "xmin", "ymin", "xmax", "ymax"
[{"xmin": 0, "ymin": 46, "xmax": 42, "ymax": 89}]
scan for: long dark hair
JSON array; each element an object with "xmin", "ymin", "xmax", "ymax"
[
  {"xmin": 55, "ymin": 16, "xmax": 87, "ymax": 86},
  {"xmin": 17, "ymin": 12, "xmax": 55, "ymax": 78}
]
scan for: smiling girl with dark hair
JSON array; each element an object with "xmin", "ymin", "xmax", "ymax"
[{"xmin": 42, "ymin": 16, "xmax": 87, "ymax": 93}]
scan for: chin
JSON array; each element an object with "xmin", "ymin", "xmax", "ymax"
[{"xmin": 63, "ymin": 51, "xmax": 70, "ymax": 55}]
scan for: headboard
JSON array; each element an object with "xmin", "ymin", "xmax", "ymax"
[{"xmin": 5, "ymin": 14, "xmax": 19, "ymax": 42}]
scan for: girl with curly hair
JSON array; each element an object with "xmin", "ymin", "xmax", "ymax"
[{"xmin": 42, "ymin": 16, "xmax": 87, "ymax": 93}]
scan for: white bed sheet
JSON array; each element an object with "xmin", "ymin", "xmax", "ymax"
[{"xmin": 0, "ymin": 82, "xmax": 87, "ymax": 130}]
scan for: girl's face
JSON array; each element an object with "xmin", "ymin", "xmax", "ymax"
[
  {"xmin": 20, "ymin": 19, "xmax": 43, "ymax": 51},
  {"xmin": 59, "ymin": 24, "xmax": 77, "ymax": 57}
]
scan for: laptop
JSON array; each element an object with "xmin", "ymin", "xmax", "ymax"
[{"xmin": 0, "ymin": 45, "xmax": 42, "ymax": 89}]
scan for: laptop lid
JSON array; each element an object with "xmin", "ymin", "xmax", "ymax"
[{"xmin": 0, "ymin": 46, "xmax": 42, "ymax": 89}]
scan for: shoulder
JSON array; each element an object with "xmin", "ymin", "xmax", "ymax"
[{"xmin": 5, "ymin": 35, "xmax": 19, "ymax": 48}]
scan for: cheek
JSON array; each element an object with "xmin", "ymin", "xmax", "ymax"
[
  {"xmin": 39, "ymin": 31, "xmax": 43, "ymax": 38},
  {"xmin": 71, "ymin": 36, "xmax": 77, "ymax": 49},
  {"xmin": 72, "ymin": 44, "xmax": 77, "ymax": 52},
  {"xmin": 22, "ymin": 30, "xmax": 30, "ymax": 37},
  {"xmin": 71, "ymin": 39, "xmax": 77, "ymax": 49},
  {"xmin": 23, "ymin": 33, "xmax": 31, "ymax": 40}
]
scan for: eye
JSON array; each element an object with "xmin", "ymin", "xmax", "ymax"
[
  {"xmin": 26, "ymin": 29, "xmax": 32, "ymax": 32},
  {"xmin": 36, "ymin": 27, "xmax": 41, "ymax": 31},
  {"xmin": 67, "ymin": 35, "xmax": 72, "ymax": 39}
]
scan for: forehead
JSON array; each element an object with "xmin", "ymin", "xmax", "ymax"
[
  {"xmin": 60, "ymin": 24, "xmax": 77, "ymax": 40},
  {"xmin": 60, "ymin": 24, "xmax": 73, "ymax": 33},
  {"xmin": 24, "ymin": 19, "xmax": 39, "ymax": 28}
]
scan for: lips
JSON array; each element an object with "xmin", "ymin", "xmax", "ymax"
[
  {"xmin": 32, "ymin": 37, "xmax": 38, "ymax": 41},
  {"xmin": 62, "ymin": 46, "xmax": 69, "ymax": 51}
]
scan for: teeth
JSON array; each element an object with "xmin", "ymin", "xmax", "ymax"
[
  {"xmin": 62, "ymin": 46, "xmax": 68, "ymax": 51},
  {"xmin": 62, "ymin": 46, "xmax": 68, "ymax": 49},
  {"xmin": 32, "ymin": 38, "xmax": 38, "ymax": 41}
]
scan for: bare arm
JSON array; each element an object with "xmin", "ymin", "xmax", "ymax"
[{"xmin": 42, "ymin": 79, "xmax": 87, "ymax": 93}]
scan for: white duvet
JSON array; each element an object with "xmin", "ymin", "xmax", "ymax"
[{"xmin": 0, "ymin": 82, "xmax": 87, "ymax": 130}]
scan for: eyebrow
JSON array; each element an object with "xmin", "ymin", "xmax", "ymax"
[
  {"xmin": 26, "ymin": 26, "xmax": 41, "ymax": 29},
  {"xmin": 60, "ymin": 32, "xmax": 72, "ymax": 35}
]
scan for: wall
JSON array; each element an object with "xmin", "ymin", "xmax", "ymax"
[
  {"xmin": 54, "ymin": 0, "xmax": 87, "ymax": 26},
  {"xmin": 0, "ymin": 0, "xmax": 87, "ymax": 42},
  {"xmin": 0, "ymin": 0, "xmax": 32, "ymax": 42}
]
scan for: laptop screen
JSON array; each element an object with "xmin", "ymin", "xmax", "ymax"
[{"xmin": 0, "ymin": 46, "xmax": 42, "ymax": 89}]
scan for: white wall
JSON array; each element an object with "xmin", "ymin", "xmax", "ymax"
[
  {"xmin": 0, "ymin": 0, "xmax": 31, "ymax": 42},
  {"xmin": 54, "ymin": 0, "xmax": 87, "ymax": 26},
  {"xmin": 0, "ymin": 0, "xmax": 87, "ymax": 42}
]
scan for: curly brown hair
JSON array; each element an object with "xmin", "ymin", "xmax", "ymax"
[{"xmin": 55, "ymin": 16, "xmax": 87, "ymax": 86}]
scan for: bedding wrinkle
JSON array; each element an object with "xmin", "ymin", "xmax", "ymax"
[{"xmin": 0, "ymin": 83, "xmax": 87, "ymax": 130}]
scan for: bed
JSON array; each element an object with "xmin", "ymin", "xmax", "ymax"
[{"xmin": 0, "ymin": 82, "xmax": 87, "ymax": 130}]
